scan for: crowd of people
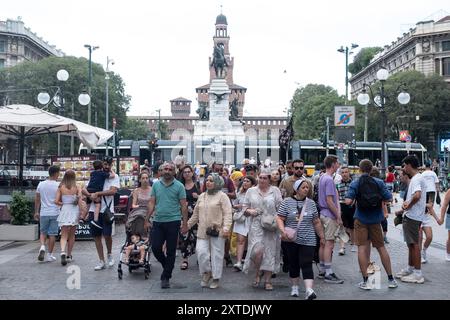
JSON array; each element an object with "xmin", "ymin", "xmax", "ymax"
[{"xmin": 34, "ymin": 153, "xmax": 450, "ymax": 299}]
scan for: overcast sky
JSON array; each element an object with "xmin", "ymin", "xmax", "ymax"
[{"xmin": 2, "ymin": 1, "xmax": 449, "ymax": 117}]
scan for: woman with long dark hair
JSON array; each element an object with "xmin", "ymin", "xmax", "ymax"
[
  {"xmin": 232, "ymin": 175, "xmax": 257, "ymax": 271},
  {"xmin": 179, "ymin": 165, "xmax": 201, "ymax": 270}
]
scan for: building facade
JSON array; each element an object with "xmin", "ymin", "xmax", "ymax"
[
  {"xmin": 0, "ymin": 18, "xmax": 63, "ymax": 69},
  {"xmin": 132, "ymin": 13, "xmax": 288, "ymax": 142},
  {"xmin": 350, "ymin": 16, "xmax": 450, "ymax": 97}
]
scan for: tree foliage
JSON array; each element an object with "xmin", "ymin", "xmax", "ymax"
[
  {"xmin": 348, "ymin": 47, "xmax": 383, "ymax": 75},
  {"xmin": 290, "ymin": 84, "xmax": 345, "ymax": 140},
  {"xmin": 381, "ymin": 71, "xmax": 450, "ymax": 156},
  {"xmin": 288, "ymin": 71, "xmax": 450, "ymax": 157},
  {"xmin": 0, "ymin": 56, "xmax": 131, "ymax": 155},
  {"xmin": 120, "ymin": 118, "xmax": 150, "ymax": 140}
]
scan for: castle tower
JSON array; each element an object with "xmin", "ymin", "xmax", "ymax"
[{"xmin": 196, "ymin": 13, "xmax": 247, "ymax": 117}]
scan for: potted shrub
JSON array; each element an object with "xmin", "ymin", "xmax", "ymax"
[{"xmin": 0, "ymin": 191, "xmax": 38, "ymax": 241}]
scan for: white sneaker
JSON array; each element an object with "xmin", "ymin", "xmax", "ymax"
[
  {"xmin": 338, "ymin": 248, "xmax": 345, "ymax": 256},
  {"xmin": 94, "ymin": 261, "xmax": 106, "ymax": 271},
  {"xmin": 290, "ymin": 286, "xmax": 299, "ymax": 297},
  {"xmin": 46, "ymin": 254, "xmax": 56, "ymax": 262},
  {"xmin": 233, "ymin": 262, "xmax": 242, "ymax": 271},
  {"xmin": 446, "ymin": 253, "xmax": 450, "ymax": 262},
  {"xmin": 421, "ymin": 250, "xmax": 428, "ymax": 264},
  {"xmin": 351, "ymin": 245, "xmax": 357, "ymax": 252},
  {"xmin": 107, "ymin": 254, "xmax": 114, "ymax": 267},
  {"xmin": 401, "ymin": 273, "xmax": 425, "ymax": 284},
  {"xmin": 395, "ymin": 268, "xmax": 413, "ymax": 279},
  {"xmin": 38, "ymin": 246, "xmax": 46, "ymax": 262},
  {"xmin": 305, "ymin": 288, "xmax": 317, "ymax": 300}
]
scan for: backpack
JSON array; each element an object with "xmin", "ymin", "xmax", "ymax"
[{"xmin": 356, "ymin": 175, "xmax": 383, "ymax": 210}]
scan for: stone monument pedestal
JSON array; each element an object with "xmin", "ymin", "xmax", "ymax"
[{"xmin": 193, "ymin": 79, "xmax": 245, "ymax": 165}]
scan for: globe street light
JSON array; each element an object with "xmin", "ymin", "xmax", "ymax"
[
  {"xmin": 38, "ymin": 69, "xmax": 91, "ymax": 155},
  {"xmin": 337, "ymin": 43, "xmax": 358, "ymax": 105},
  {"xmin": 84, "ymin": 44, "xmax": 99, "ymax": 125},
  {"xmin": 357, "ymin": 67, "xmax": 410, "ymax": 177}
]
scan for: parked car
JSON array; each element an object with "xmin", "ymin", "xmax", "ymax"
[{"xmin": 114, "ymin": 188, "xmax": 133, "ymax": 222}]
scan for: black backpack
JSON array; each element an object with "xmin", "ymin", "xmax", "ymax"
[{"xmin": 356, "ymin": 175, "xmax": 383, "ymax": 210}]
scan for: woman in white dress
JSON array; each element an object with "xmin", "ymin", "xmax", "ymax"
[
  {"xmin": 242, "ymin": 168, "xmax": 283, "ymax": 291},
  {"xmin": 232, "ymin": 175, "xmax": 257, "ymax": 271},
  {"xmin": 55, "ymin": 170, "xmax": 82, "ymax": 266}
]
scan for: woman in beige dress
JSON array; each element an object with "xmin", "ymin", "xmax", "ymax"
[
  {"xmin": 187, "ymin": 173, "xmax": 232, "ymax": 289},
  {"xmin": 242, "ymin": 168, "xmax": 283, "ymax": 291}
]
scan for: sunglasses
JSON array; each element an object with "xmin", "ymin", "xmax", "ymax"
[{"xmin": 294, "ymin": 166, "xmax": 304, "ymax": 170}]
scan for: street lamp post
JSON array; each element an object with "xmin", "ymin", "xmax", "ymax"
[
  {"xmin": 337, "ymin": 44, "xmax": 358, "ymax": 105},
  {"xmin": 105, "ymin": 56, "xmax": 114, "ymax": 156},
  {"xmin": 357, "ymin": 67, "xmax": 410, "ymax": 177},
  {"xmin": 84, "ymin": 44, "xmax": 99, "ymax": 126},
  {"xmin": 38, "ymin": 70, "xmax": 91, "ymax": 156}
]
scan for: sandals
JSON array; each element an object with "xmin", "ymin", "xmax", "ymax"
[
  {"xmin": 180, "ymin": 261, "xmax": 189, "ymax": 270},
  {"xmin": 252, "ymin": 275, "xmax": 261, "ymax": 288},
  {"xmin": 264, "ymin": 282, "xmax": 274, "ymax": 291}
]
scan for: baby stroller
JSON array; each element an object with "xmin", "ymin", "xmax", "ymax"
[{"xmin": 117, "ymin": 213, "xmax": 151, "ymax": 280}]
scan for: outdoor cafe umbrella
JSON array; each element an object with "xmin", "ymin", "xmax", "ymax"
[{"xmin": 0, "ymin": 104, "xmax": 114, "ymax": 184}]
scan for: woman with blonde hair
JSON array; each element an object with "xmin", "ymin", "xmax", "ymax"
[
  {"xmin": 187, "ymin": 173, "xmax": 232, "ymax": 289},
  {"xmin": 242, "ymin": 168, "xmax": 283, "ymax": 291},
  {"xmin": 55, "ymin": 170, "xmax": 83, "ymax": 266}
]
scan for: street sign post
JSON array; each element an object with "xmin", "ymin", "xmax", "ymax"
[{"xmin": 335, "ymin": 106, "xmax": 355, "ymax": 127}]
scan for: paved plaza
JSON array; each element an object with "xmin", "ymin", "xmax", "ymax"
[{"xmin": 0, "ymin": 200, "xmax": 448, "ymax": 300}]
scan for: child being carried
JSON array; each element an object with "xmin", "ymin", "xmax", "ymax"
[{"xmin": 82, "ymin": 160, "xmax": 115, "ymax": 229}]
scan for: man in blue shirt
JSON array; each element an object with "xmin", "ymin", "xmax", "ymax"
[{"xmin": 345, "ymin": 159, "xmax": 398, "ymax": 290}]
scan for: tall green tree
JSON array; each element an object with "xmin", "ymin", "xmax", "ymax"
[
  {"xmin": 348, "ymin": 47, "xmax": 383, "ymax": 75},
  {"xmin": 120, "ymin": 118, "xmax": 150, "ymax": 140},
  {"xmin": 0, "ymin": 56, "xmax": 131, "ymax": 155},
  {"xmin": 290, "ymin": 84, "xmax": 345, "ymax": 140},
  {"xmin": 382, "ymin": 71, "xmax": 450, "ymax": 156}
]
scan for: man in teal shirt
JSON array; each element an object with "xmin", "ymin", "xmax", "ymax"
[{"xmin": 146, "ymin": 162, "xmax": 188, "ymax": 288}]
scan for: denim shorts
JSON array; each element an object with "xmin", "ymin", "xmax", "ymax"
[
  {"xmin": 446, "ymin": 214, "xmax": 450, "ymax": 230},
  {"xmin": 40, "ymin": 215, "xmax": 59, "ymax": 236}
]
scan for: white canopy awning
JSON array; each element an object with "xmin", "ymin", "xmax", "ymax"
[{"xmin": 0, "ymin": 104, "xmax": 113, "ymax": 148}]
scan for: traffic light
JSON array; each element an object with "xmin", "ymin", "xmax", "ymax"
[
  {"xmin": 148, "ymin": 138, "xmax": 158, "ymax": 151},
  {"xmin": 320, "ymin": 132, "xmax": 327, "ymax": 147}
]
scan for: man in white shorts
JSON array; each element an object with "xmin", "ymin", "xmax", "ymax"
[{"xmin": 420, "ymin": 161, "xmax": 440, "ymax": 263}]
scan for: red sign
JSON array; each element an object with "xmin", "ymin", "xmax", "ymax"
[{"xmin": 399, "ymin": 130, "xmax": 411, "ymax": 142}]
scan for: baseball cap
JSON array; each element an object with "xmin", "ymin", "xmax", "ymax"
[{"xmin": 293, "ymin": 178, "xmax": 307, "ymax": 191}]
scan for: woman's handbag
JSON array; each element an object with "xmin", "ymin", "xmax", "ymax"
[
  {"xmin": 260, "ymin": 211, "xmax": 277, "ymax": 231},
  {"xmin": 233, "ymin": 210, "xmax": 246, "ymax": 223},
  {"xmin": 283, "ymin": 199, "xmax": 308, "ymax": 241},
  {"xmin": 284, "ymin": 227, "xmax": 297, "ymax": 241},
  {"xmin": 102, "ymin": 197, "xmax": 115, "ymax": 225}
]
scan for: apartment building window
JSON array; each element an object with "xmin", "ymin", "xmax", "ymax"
[
  {"xmin": 0, "ymin": 40, "xmax": 5, "ymax": 53},
  {"xmin": 443, "ymin": 41, "xmax": 450, "ymax": 52},
  {"xmin": 443, "ymin": 58, "xmax": 450, "ymax": 76},
  {"xmin": 0, "ymin": 59, "xmax": 4, "ymax": 68}
]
